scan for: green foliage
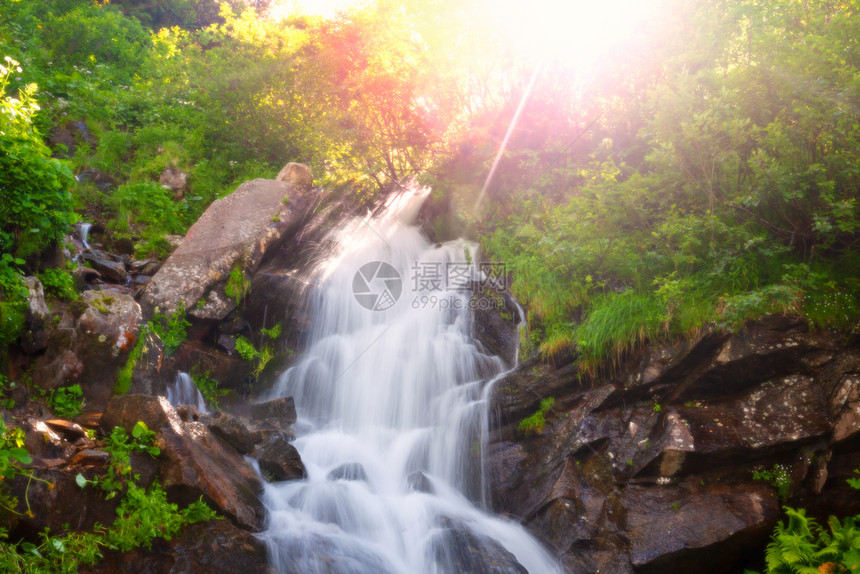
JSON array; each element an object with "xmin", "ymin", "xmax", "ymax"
[
  {"xmin": 107, "ymin": 181, "xmax": 186, "ymax": 235},
  {"xmin": 234, "ymin": 335, "xmax": 258, "ymax": 363},
  {"xmin": 49, "ymin": 384, "xmax": 84, "ymax": 419},
  {"xmin": 0, "ymin": 418, "xmax": 216, "ymax": 573},
  {"xmin": 753, "ymin": 464, "xmax": 792, "ymax": 501},
  {"xmin": 261, "ymin": 322, "xmax": 281, "ymax": 340},
  {"xmin": 478, "ymin": 0, "xmax": 860, "ymax": 367},
  {"xmin": 846, "ymin": 470, "xmax": 860, "ymax": 491},
  {"xmin": 745, "ymin": 507, "xmax": 860, "ymax": 574},
  {"xmin": 189, "ymin": 370, "xmax": 228, "ymax": 410},
  {"xmin": 0, "ymin": 255, "xmax": 28, "ymax": 356},
  {"xmin": 234, "ymin": 335, "xmax": 274, "ymax": 378},
  {"xmin": 37, "ymin": 269, "xmax": 76, "ymax": 301},
  {"xmin": 113, "ymin": 327, "xmax": 150, "ymax": 396},
  {"xmin": 518, "ymin": 396, "xmax": 555, "ymax": 437},
  {"xmin": 573, "ymin": 291, "xmax": 668, "ymax": 371},
  {"xmin": 0, "ymin": 419, "xmax": 33, "ymax": 513},
  {"xmin": 147, "ymin": 302, "xmax": 189, "ymax": 355},
  {"xmin": 0, "ymin": 57, "xmax": 76, "ymax": 258},
  {"xmin": 224, "ymin": 264, "xmax": 250, "ymax": 306}
]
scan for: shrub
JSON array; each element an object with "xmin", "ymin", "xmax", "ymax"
[
  {"xmin": 0, "ymin": 58, "xmax": 76, "ymax": 258},
  {"xmin": 518, "ymin": 397, "xmax": 555, "ymax": 437}
]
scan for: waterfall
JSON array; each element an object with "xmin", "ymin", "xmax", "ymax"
[
  {"xmin": 262, "ymin": 189, "xmax": 561, "ymax": 573},
  {"xmin": 167, "ymin": 371, "xmax": 208, "ymax": 414},
  {"xmin": 79, "ymin": 222, "xmax": 92, "ymax": 250}
]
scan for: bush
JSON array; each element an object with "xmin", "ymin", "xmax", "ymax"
[{"xmin": 0, "ymin": 58, "xmax": 76, "ymax": 258}]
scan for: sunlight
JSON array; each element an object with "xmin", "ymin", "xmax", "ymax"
[
  {"xmin": 488, "ymin": 0, "xmax": 662, "ymax": 72},
  {"xmin": 269, "ymin": 0, "xmax": 370, "ymax": 19}
]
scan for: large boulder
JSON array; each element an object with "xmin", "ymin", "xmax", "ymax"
[
  {"xmin": 100, "ymin": 395, "xmax": 266, "ymax": 530},
  {"xmin": 32, "ymin": 289, "xmax": 141, "ymax": 410},
  {"xmin": 141, "ymin": 167, "xmax": 319, "ymax": 321}
]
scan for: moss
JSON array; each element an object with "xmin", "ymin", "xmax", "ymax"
[{"xmin": 113, "ymin": 330, "xmax": 147, "ymax": 396}]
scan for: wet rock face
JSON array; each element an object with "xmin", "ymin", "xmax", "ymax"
[
  {"xmin": 428, "ymin": 517, "xmax": 528, "ymax": 574},
  {"xmin": 487, "ymin": 317, "xmax": 860, "ymax": 573},
  {"xmin": 141, "ymin": 168, "xmax": 319, "ymax": 321},
  {"xmin": 253, "ymin": 432, "xmax": 306, "ymax": 482},
  {"xmin": 101, "ymin": 395, "xmax": 265, "ymax": 530},
  {"xmin": 472, "ymin": 284, "xmax": 520, "ymax": 368},
  {"xmin": 21, "ymin": 277, "xmax": 50, "ymax": 353}
]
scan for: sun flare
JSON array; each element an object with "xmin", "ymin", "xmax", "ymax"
[{"xmin": 488, "ymin": 0, "xmax": 662, "ymax": 71}]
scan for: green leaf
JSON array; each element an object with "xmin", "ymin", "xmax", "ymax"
[
  {"xmin": 8, "ymin": 447, "xmax": 32, "ymax": 464},
  {"xmin": 132, "ymin": 421, "xmax": 148, "ymax": 438},
  {"xmin": 76, "ymin": 472, "xmax": 88, "ymax": 488},
  {"xmin": 51, "ymin": 537, "xmax": 66, "ymax": 552},
  {"xmin": 20, "ymin": 541, "xmax": 40, "ymax": 557}
]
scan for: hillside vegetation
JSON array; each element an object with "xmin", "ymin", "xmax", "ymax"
[{"xmin": 0, "ymin": 0, "xmax": 857, "ymax": 366}]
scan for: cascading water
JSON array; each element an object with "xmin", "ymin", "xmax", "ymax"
[
  {"xmin": 79, "ymin": 222, "xmax": 92, "ymax": 250},
  {"xmin": 167, "ymin": 371, "xmax": 208, "ymax": 414},
  {"xmin": 261, "ymin": 189, "xmax": 560, "ymax": 574}
]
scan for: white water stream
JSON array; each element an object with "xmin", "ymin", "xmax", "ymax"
[
  {"xmin": 261, "ymin": 189, "xmax": 560, "ymax": 573},
  {"xmin": 167, "ymin": 371, "xmax": 208, "ymax": 414}
]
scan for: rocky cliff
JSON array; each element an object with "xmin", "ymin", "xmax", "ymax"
[{"xmin": 487, "ymin": 316, "xmax": 860, "ymax": 573}]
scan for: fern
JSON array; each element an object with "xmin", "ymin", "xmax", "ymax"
[{"xmin": 756, "ymin": 507, "xmax": 860, "ymax": 574}]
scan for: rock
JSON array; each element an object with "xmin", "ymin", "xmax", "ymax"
[
  {"xmin": 49, "ymin": 120, "xmax": 94, "ymax": 158},
  {"xmin": 69, "ymin": 449, "xmax": 111, "ymax": 465},
  {"xmin": 275, "ymin": 162, "xmax": 313, "ymax": 187},
  {"xmin": 249, "ymin": 396, "xmax": 297, "ymax": 425},
  {"xmin": 75, "ymin": 168, "xmax": 115, "ymax": 191},
  {"xmin": 471, "ymin": 283, "xmax": 520, "ymax": 368},
  {"xmin": 81, "ymin": 251, "xmax": 128, "ymax": 283},
  {"xmin": 624, "ymin": 482, "xmax": 778, "ymax": 573},
  {"xmin": 252, "ymin": 432, "xmax": 306, "ymax": 482},
  {"xmin": 268, "ymin": 530, "xmax": 398, "ymax": 574},
  {"xmin": 209, "ymin": 413, "xmax": 263, "ymax": 454},
  {"xmin": 43, "ymin": 419, "xmax": 87, "ymax": 441},
  {"xmin": 33, "ymin": 289, "xmax": 141, "ymax": 410},
  {"xmin": 428, "ymin": 517, "xmax": 528, "ymax": 574},
  {"xmin": 9, "ymin": 468, "xmax": 118, "ymax": 539},
  {"xmin": 81, "ymin": 519, "xmax": 271, "ymax": 574},
  {"xmin": 141, "ymin": 172, "xmax": 319, "ymax": 320},
  {"xmin": 24, "ymin": 418, "xmax": 75, "ymax": 462},
  {"xmin": 832, "ymin": 373, "xmax": 860, "ymax": 442},
  {"xmin": 20, "ymin": 277, "xmax": 51, "ymax": 353},
  {"xmin": 101, "ymin": 395, "xmax": 265, "ymax": 530},
  {"xmin": 487, "ymin": 316, "xmax": 860, "ymax": 573},
  {"xmin": 141, "ymin": 260, "xmax": 161, "ymax": 275},
  {"xmin": 74, "ymin": 265, "xmax": 102, "ymax": 285},
  {"xmin": 159, "ymin": 166, "xmax": 188, "ymax": 198},
  {"xmin": 407, "ymin": 470, "xmax": 434, "ymax": 494},
  {"xmin": 163, "ymin": 234, "xmax": 184, "ymax": 249},
  {"xmin": 327, "ymin": 462, "xmax": 368, "ymax": 482}
]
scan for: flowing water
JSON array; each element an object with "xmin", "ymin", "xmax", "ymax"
[
  {"xmin": 261, "ymin": 189, "xmax": 560, "ymax": 574},
  {"xmin": 167, "ymin": 371, "xmax": 208, "ymax": 414},
  {"xmin": 79, "ymin": 222, "xmax": 92, "ymax": 250}
]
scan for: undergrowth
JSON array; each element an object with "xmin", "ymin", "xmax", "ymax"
[{"xmin": 0, "ymin": 420, "xmax": 218, "ymax": 573}]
